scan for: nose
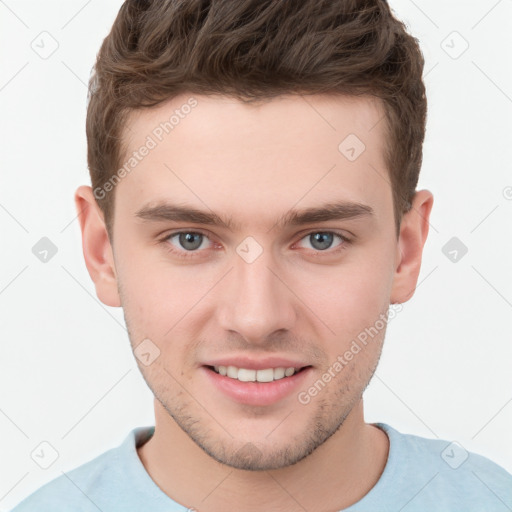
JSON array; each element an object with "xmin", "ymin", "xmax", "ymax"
[{"xmin": 215, "ymin": 246, "xmax": 297, "ymax": 344}]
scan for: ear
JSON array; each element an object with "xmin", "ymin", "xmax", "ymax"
[
  {"xmin": 390, "ymin": 189, "xmax": 434, "ymax": 304},
  {"xmin": 74, "ymin": 185, "xmax": 121, "ymax": 307}
]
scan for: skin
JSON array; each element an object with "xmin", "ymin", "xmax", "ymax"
[{"xmin": 75, "ymin": 93, "xmax": 433, "ymax": 512}]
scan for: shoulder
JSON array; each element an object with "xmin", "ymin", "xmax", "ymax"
[
  {"xmin": 376, "ymin": 423, "xmax": 512, "ymax": 510},
  {"xmin": 9, "ymin": 427, "xmax": 152, "ymax": 512}
]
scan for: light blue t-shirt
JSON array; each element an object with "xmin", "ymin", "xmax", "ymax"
[{"xmin": 10, "ymin": 423, "xmax": 512, "ymax": 511}]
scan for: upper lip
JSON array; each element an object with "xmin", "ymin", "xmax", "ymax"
[{"xmin": 202, "ymin": 356, "xmax": 311, "ymax": 371}]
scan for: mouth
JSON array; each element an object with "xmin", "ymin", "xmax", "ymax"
[
  {"xmin": 201, "ymin": 364, "xmax": 313, "ymax": 406},
  {"xmin": 205, "ymin": 364, "xmax": 311, "ymax": 382}
]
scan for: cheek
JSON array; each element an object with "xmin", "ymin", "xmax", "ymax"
[
  {"xmin": 116, "ymin": 263, "xmax": 174, "ymax": 341},
  {"xmin": 117, "ymin": 257, "xmax": 222, "ymax": 361},
  {"xmin": 304, "ymin": 251, "xmax": 394, "ymax": 339},
  {"xmin": 115, "ymin": 239, "xmax": 193, "ymax": 316}
]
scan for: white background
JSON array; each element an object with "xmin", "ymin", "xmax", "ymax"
[{"xmin": 1, "ymin": 0, "xmax": 511, "ymax": 509}]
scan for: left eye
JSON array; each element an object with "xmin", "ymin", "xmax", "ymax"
[{"xmin": 296, "ymin": 232, "xmax": 346, "ymax": 251}]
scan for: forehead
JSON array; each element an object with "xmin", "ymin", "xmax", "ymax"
[{"xmin": 115, "ymin": 93, "xmax": 392, "ymax": 229}]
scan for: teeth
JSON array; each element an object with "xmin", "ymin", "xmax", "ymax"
[
  {"xmin": 212, "ymin": 365, "xmax": 300, "ymax": 382},
  {"xmin": 284, "ymin": 367, "xmax": 295, "ymax": 377},
  {"xmin": 227, "ymin": 365, "xmax": 238, "ymax": 379},
  {"xmin": 255, "ymin": 368, "xmax": 274, "ymax": 382},
  {"xmin": 273, "ymin": 367, "xmax": 285, "ymax": 379},
  {"xmin": 238, "ymin": 368, "xmax": 256, "ymax": 382}
]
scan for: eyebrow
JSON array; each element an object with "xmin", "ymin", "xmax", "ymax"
[{"xmin": 134, "ymin": 200, "xmax": 374, "ymax": 231}]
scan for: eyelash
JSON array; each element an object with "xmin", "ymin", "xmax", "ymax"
[{"xmin": 158, "ymin": 229, "xmax": 352, "ymax": 260}]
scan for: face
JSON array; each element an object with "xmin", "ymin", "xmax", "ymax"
[{"xmin": 99, "ymin": 93, "xmax": 404, "ymax": 470}]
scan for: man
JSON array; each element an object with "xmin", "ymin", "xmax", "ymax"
[{"xmin": 11, "ymin": 0, "xmax": 512, "ymax": 511}]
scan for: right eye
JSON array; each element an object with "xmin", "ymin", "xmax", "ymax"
[{"xmin": 160, "ymin": 230, "xmax": 216, "ymax": 259}]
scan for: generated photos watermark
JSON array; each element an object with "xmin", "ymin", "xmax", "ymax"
[
  {"xmin": 297, "ymin": 303, "xmax": 403, "ymax": 405},
  {"xmin": 93, "ymin": 96, "xmax": 198, "ymax": 200}
]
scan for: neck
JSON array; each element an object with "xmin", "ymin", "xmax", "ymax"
[{"xmin": 137, "ymin": 399, "xmax": 389, "ymax": 512}]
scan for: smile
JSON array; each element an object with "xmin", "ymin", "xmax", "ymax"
[{"xmin": 209, "ymin": 365, "xmax": 309, "ymax": 382}]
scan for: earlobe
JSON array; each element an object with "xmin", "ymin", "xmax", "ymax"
[
  {"xmin": 74, "ymin": 185, "xmax": 121, "ymax": 307},
  {"xmin": 390, "ymin": 190, "xmax": 434, "ymax": 304}
]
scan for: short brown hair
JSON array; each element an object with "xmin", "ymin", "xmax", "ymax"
[{"xmin": 86, "ymin": 0, "xmax": 427, "ymax": 240}]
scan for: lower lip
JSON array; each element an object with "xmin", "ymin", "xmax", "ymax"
[{"xmin": 201, "ymin": 366, "xmax": 312, "ymax": 406}]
